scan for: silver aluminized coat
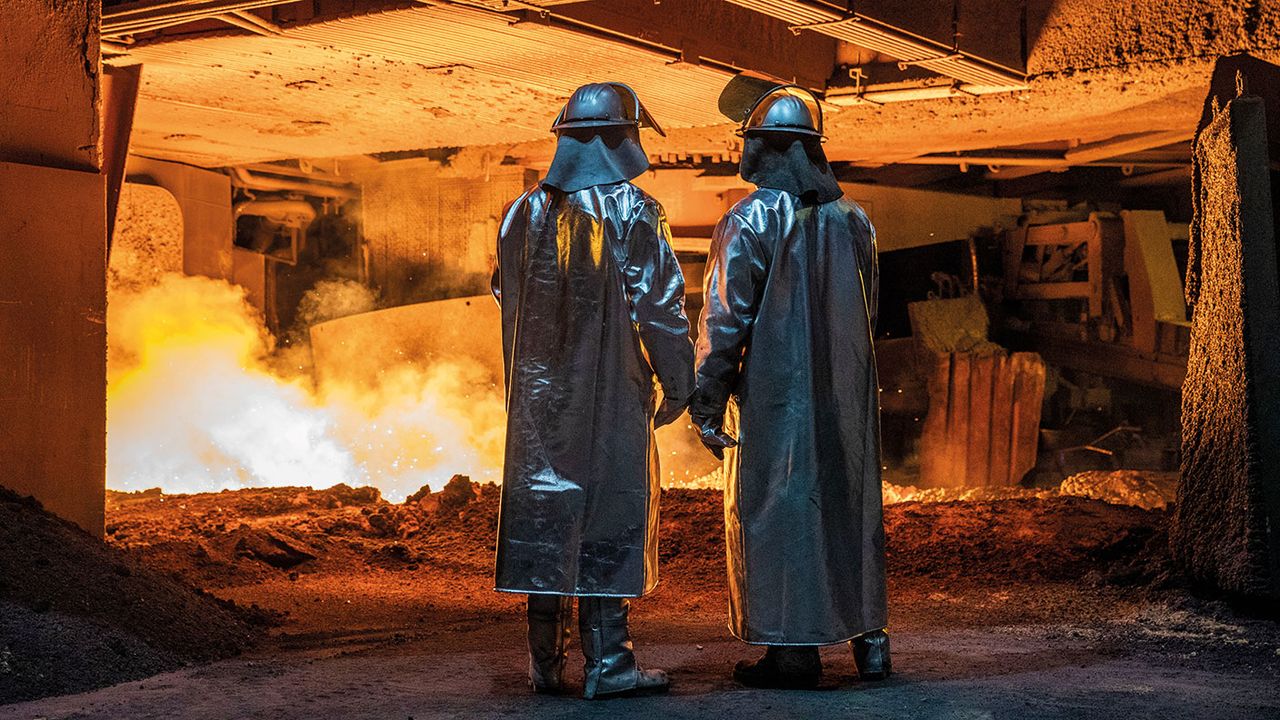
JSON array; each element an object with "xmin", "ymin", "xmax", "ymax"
[
  {"xmin": 693, "ymin": 188, "xmax": 888, "ymax": 644},
  {"xmin": 492, "ymin": 181, "xmax": 694, "ymax": 597}
]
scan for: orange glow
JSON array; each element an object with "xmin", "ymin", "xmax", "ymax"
[{"xmin": 106, "ymin": 273, "xmax": 505, "ymax": 500}]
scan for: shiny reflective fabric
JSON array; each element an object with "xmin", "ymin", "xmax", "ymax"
[
  {"xmin": 493, "ymin": 181, "xmax": 695, "ymax": 597},
  {"xmin": 693, "ymin": 188, "xmax": 887, "ymax": 644}
]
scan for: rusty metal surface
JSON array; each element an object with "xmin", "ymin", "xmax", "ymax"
[
  {"xmin": 916, "ymin": 349, "xmax": 1046, "ymax": 488},
  {"xmin": 102, "ymin": 64, "xmax": 143, "ymax": 250}
]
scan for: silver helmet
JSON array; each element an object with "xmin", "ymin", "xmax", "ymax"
[
  {"xmin": 551, "ymin": 82, "xmax": 666, "ymax": 137},
  {"xmin": 739, "ymin": 85, "xmax": 823, "ymax": 139}
]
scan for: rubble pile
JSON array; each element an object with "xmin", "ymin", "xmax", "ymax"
[
  {"xmin": 1060, "ymin": 470, "xmax": 1179, "ymax": 511},
  {"xmin": 102, "ymin": 480, "xmax": 1172, "ymax": 605},
  {"xmin": 0, "ymin": 485, "xmax": 264, "ymax": 704}
]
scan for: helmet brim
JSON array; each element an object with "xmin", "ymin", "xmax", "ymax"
[
  {"xmin": 740, "ymin": 125, "xmax": 824, "ymax": 138},
  {"xmin": 551, "ymin": 118, "xmax": 640, "ymax": 132}
]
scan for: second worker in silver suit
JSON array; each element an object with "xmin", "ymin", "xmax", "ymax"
[{"xmin": 692, "ymin": 83, "xmax": 892, "ymax": 688}]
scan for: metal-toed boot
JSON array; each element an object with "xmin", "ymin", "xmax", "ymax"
[
  {"xmin": 578, "ymin": 597, "xmax": 670, "ymax": 699},
  {"xmin": 851, "ymin": 628, "xmax": 892, "ymax": 681},
  {"xmin": 527, "ymin": 594, "xmax": 573, "ymax": 694},
  {"xmin": 733, "ymin": 645, "xmax": 822, "ymax": 689}
]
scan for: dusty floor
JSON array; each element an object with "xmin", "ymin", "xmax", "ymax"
[{"xmin": 4, "ymin": 484, "xmax": 1280, "ymax": 719}]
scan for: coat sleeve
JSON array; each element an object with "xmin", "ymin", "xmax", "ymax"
[
  {"xmin": 690, "ymin": 211, "xmax": 768, "ymax": 427},
  {"xmin": 490, "ymin": 257, "xmax": 501, "ymax": 306},
  {"xmin": 857, "ymin": 212, "xmax": 879, "ymax": 331},
  {"xmin": 491, "ymin": 195, "xmax": 525, "ymax": 307},
  {"xmin": 621, "ymin": 199, "xmax": 696, "ymax": 409}
]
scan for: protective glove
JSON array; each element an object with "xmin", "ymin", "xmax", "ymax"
[{"xmin": 692, "ymin": 414, "xmax": 738, "ymax": 460}]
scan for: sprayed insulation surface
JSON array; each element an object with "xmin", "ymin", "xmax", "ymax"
[
  {"xmin": 1026, "ymin": 0, "xmax": 1280, "ymax": 75},
  {"xmin": 1173, "ymin": 95, "xmax": 1280, "ymax": 599}
]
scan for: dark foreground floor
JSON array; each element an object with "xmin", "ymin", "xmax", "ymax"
[{"xmin": 4, "ymin": 604, "xmax": 1279, "ymax": 720}]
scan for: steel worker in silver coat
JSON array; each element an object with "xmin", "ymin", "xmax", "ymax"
[
  {"xmin": 491, "ymin": 82, "xmax": 695, "ymax": 700},
  {"xmin": 692, "ymin": 80, "xmax": 891, "ymax": 689}
]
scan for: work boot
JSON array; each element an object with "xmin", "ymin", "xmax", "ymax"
[
  {"xmin": 578, "ymin": 597, "xmax": 670, "ymax": 699},
  {"xmin": 527, "ymin": 594, "xmax": 573, "ymax": 694},
  {"xmin": 733, "ymin": 646, "xmax": 822, "ymax": 689},
  {"xmin": 851, "ymin": 629, "xmax": 892, "ymax": 681}
]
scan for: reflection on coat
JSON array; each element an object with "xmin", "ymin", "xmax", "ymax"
[
  {"xmin": 693, "ymin": 188, "xmax": 887, "ymax": 644},
  {"xmin": 492, "ymin": 181, "xmax": 695, "ymax": 598}
]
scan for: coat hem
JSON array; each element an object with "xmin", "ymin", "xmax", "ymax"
[
  {"xmin": 727, "ymin": 621, "xmax": 888, "ymax": 647},
  {"xmin": 494, "ymin": 583, "xmax": 655, "ymax": 599}
]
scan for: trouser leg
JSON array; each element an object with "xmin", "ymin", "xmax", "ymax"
[
  {"xmin": 526, "ymin": 594, "xmax": 573, "ymax": 693},
  {"xmin": 578, "ymin": 597, "xmax": 668, "ymax": 699}
]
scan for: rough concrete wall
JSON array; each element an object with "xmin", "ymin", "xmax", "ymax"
[
  {"xmin": 108, "ymin": 182, "xmax": 184, "ymax": 291},
  {"xmin": 1173, "ymin": 96, "xmax": 1280, "ymax": 599},
  {"xmin": 0, "ymin": 162, "xmax": 106, "ymax": 535},
  {"xmin": 0, "ymin": 0, "xmax": 101, "ymax": 171},
  {"xmin": 360, "ymin": 161, "xmax": 531, "ymax": 306},
  {"xmin": 125, "ymin": 157, "xmax": 234, "ymax": 281}
]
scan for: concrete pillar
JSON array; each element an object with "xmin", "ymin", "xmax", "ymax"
[
  {"xmin": 0, "ymin": 1, "xmax": 107, "ymax": 534},
  {"xmin": 1174, "ymin": 95, "xmax": 1280, "ymax": 599}
]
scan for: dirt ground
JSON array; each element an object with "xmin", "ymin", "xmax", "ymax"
[{"xmin": 3, "ymin": 481, "xmax": 1280, "ymax": 719}]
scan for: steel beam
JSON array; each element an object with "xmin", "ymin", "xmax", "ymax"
[
  {"xmin": 984, "ymin": 131, "xmax": 1193, "ymax": 180},
  {"xmin": 722, "ymin": 0, "xmax": 1027, "ymax": 92},
  {"xmin": 103, "ymin": 0, "xmax": 299, "ymax": 36}
]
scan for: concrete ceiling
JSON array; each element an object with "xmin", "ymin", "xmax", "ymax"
[
  {"xmin": 111, "ymin": 3, "xmax": 737, "ymax": 166},
  {"xmin": 105, "ymin": 0, "xmax": 1280, "ymax": 169}
]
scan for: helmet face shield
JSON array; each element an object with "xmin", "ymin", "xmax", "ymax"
[
  {"xmin": 550, "ymin": 82, "xmax": 666, "ymax": 137},
  {"xmin": 740, "ymin": 85, "xmax": 824, "ymax": 139},
  {"xmin": 610, "ymin": 82, "xmax": 666, "ymax": 137}
]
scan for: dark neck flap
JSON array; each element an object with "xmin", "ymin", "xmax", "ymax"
[
  {"xmin": 542, "ymin": 127, "xmax": 649, "ymax": 193},
  {"xmin": 739, "ymin": 133, "xmax": 843, "ymax": 204}
]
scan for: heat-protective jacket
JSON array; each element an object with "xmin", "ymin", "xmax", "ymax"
[
  {"xmin": 492, "ymin": 181, "xmax": 694, "ymax": 597},
  {"xmin": 693, "ymin": 188, "xmax": 888, "ymax": 643}
]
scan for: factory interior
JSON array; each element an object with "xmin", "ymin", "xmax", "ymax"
[{"xmin": 2, "ymin": 0, "xmax": 1280, "ymax": 717}]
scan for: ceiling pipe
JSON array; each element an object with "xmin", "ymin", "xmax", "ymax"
[
  {"xmin": 233, "ymin": 198, "xmax": 316, "ymax": 227},
  {"xmin": 982, "ymin": 131, "xmax": 1193, "ymax": 180},
  {"xmin": 228, "ymin": 167, "xmax": 357, "ymax": 200},
  {"xmin": 217, "ymin": 11, "xmax": 284, "ymax": 36},
  {"xmin": 893, "ymin": 153, "xmax": 1189, "ymax": 169}
]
